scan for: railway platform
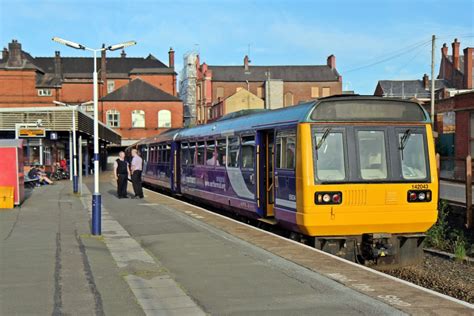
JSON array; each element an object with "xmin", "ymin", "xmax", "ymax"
[{"xmin": 1, "ymin": 174, "xmax": 473, "ymax": 315}]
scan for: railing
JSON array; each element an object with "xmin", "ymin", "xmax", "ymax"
[
  {"xmin": 439, "ymin": 156, "xmax": 474, "ymax": 182},
  {"xmin": 438, "ymin": 155, "xmax": 473, "ymax": 229}
]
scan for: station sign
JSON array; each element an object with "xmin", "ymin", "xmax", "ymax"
[{"xmin": 18, "ymin": 128, "xmax": 46, "ymax": 138}]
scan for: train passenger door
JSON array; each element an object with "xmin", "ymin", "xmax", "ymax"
[{"xmin": 256, "ymin": 130, "xmax": 275, "ymax": 218}]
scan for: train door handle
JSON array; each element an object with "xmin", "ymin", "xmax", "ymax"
[
  {"xmin": 250, "ymin": 174, "xmax": 255, "ymax": 184},
  {"xmin": 275, "ymin": 175, "xmax": 279, "ymax": 188}
]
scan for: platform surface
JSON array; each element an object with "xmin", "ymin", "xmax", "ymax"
[{"xmin": 1, "ymin": 174, "xmax": 472, "ymax": 315}]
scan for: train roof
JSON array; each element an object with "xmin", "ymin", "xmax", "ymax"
[{"xmin": 136, "ymin": 96, "xmax": 430, "ymax": 144}]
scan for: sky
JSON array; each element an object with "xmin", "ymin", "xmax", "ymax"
[{"xmin": 0, "ymin": 0, "xmax": 473, "ymax": 94}]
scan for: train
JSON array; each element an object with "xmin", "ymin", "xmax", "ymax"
[{"xmin": 128, "ymin": 95, "xmax": 438, "ymax": 268}]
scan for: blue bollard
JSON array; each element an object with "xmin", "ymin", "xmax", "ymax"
[
  {"xmin": 73, "ymin": 175, "xmax": 78, "ymax": 193},
  {"xmin": 92, "ymin": 193, "xmax": 101, "ymax": 235}
]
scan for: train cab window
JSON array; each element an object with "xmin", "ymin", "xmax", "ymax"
[
  {"xmin": 314, "ymin": 131, "xmax": 345, "ymax": 181},
  {"xmin": 227, "ymin": 137, "xmax": 240, "ymax": 168},
  {"xmin": 241, "ymin": 136, "xmax": 255, "ymax": 169},
  {"xmin": 197, "ymin": 142, "xmax": 205, "ymax": 165},
  {"xmin": 357, "ymin": 131, "xmax": 388, "ymax": 180},
  {"xmin": 399, "ymin": 132, "xmax": 427, "ymax": 180},
  {"xmin": 216, "ymin": 139, "xmax": 226, "ymax": 167},
  {"xmin": 206, "ymin": 140, "xmax": 217, "ymax": 166},
  {"xmin": 276, "ymin": 130, "xmax": 296, "ymax": 169}
]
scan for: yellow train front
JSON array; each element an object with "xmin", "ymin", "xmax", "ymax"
[{"xmin": 294, "ymin": 96, "xmax": 438, "ymax": 268}]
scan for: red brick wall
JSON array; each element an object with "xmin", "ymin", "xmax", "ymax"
[
  {"xmin": 129, "ymin": 74, "xmax": 176, "ymax": 96},
  {"xmin": 102, "ymin": 101, "xmax": 183, "ymax": 141},
  {"xmin": 455, "ymin": 111, "xmax": 470, "ymax": 158},
  {"xmin": 0, "ymin": 69, "xmax": 58, "ymax": 106}
]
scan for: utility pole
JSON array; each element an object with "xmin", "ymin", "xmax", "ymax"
[{"xmin": 431, "ymin": 35, "xmax": 436, "ymax": 126}]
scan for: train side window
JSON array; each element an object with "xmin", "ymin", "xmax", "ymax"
[
  {"xmin": 216, "ymin": 139, "xmax": 226, "ymax": 167},
  {"xmin": 241, "ymin": 135, "xmax": 255, "ymax": 169},
  {"xmin": 166, "ymin": 144, "xmax": 171, "ymax": 163},
  {"xmin": 189, "ymin": 142, "xmax": 196, "ymax": 165},
  {"xmin": 276, "ymin": 130, "xmax": 296, "ymax": 169},
  {"xmin": 197, "ymin": 141, "xmax": 205, "ymax": 165},
  {"xmin": 181, "ymin": 143, "xmax": 190, "ymax": 165},
  {"xmin": 227, "ymin": 137, "xmax": 240, "ymax": 168},
  {"xmin": 206, "ymin": 140, "xmax": 216, "ymax": 166}
]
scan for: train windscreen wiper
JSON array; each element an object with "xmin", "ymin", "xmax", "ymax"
[
  {"xmin": 316, "ymin": 128, "xmax": 331, "ymax": 150},
  {"xmin": 399, "ymin": 129, "xmax": 411, "ymax": 160}
]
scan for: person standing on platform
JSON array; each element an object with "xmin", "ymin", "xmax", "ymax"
[
  {"xmin": 131, "ymin": 148, "xmax": 144, "ymax": 199},
  {"xmin": 114, "ymin": 151, "xmax": 130, "ymax": 199}
]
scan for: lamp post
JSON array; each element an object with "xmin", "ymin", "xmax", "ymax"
[
  {"xmin": 52, "ymin": 37, "xmax": 136, "ymax": 235},
  {"xmin": 53, "ymin": 100, "xmax": 93, "ymax": 194}
]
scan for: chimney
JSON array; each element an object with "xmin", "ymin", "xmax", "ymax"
[
  {"xmin": 441, "ymin": 43, "xmax": 448, "ymax": 56},
  {"xmin": 452, "ymin": 38, "xmax": 460, "ymax": 70},
  {"xmin": 7, "ymin": 39, "xmax": 22, "ymax": 67},
  {"xmin": 464, "ymin": 47, "xmax": 473, "ymax": 89},
  {"xmin": 54, "ymin": 51, "xmax": 62, "ymax": 79},
  {"xmin": 422, "ymin": 74, "xmax": 429, "ymax": 90},
  {"xmin": 244, "ymin": 55, "xmax": 250, "ymax": 71},
  {"xmin": 168, "ymin": 47, "xmax": 175, "ymax": 69},
  {"xmin": 120, "ymin": 49, "xmax": 126, "ymax": 58},
  {"xmin": 327, "ymin": 54, "xmax": 336, "ymax": 69},
  {"xmin": 2, "ymin": 47, "xmax": 8, "ymax": 60}
]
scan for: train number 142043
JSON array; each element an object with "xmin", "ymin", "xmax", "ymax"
[{"xmin": 411, "ymin": 184, "xmax": 429, "ymax": 190}]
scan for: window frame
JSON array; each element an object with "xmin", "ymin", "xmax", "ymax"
[
  {"xmin": 240, "ymin": 134, "xmax": 256, "ymax": 170},
  {"xmin": 312, "ymin": 126, "xmax": 348, "ymax": 183},
  {"xmin": 227, "ymin": 136, "xmax": 241, "ymax": 168},
  {"xmin": 106, "ymin": 109, "xmax": 120, "ymax": 128},
  {"xmin": 355, "ymin": 129, "xmax": 390, "ymax": 181},
  {"xmin": 395, "ymin": 127, "xmax": 430, "ymax": 182},
  {"xmin": 276, "ymin": 129, "xmax": 297, "ymax": 170},
  {"xmin": 131, "ymin": 110, "xmax": 145, "ymax": 128},
  {"xmin": 158, "ymin": 110, "xmax": 172, "ymax": 128}
]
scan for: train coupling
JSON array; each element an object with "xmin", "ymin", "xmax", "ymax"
[{"xmin": 361, "ymin": 233, "xmax": 394, "ymax": 260}]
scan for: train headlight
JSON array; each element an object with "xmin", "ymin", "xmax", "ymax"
[
  {"xmin": 407, "ymin": 190, "xmax": 431, "ymax": 202},
  {"xmin": 315, "ymin": 191, "xmax": 343, "ymax": 205}
]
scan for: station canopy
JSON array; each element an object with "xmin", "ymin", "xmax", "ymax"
[{"xmin": 0, "ymin": 107, "xmax": 121, "ymax": 144}]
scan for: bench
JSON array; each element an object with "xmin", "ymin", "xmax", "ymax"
[{"xmin": 24, "ymin": 176, "xmax": 40, "ymax": 188}]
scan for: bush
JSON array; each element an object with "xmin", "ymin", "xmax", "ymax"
[{"xmin": 425, "ymin": 200, "xmax": 450, "ymax": 250}]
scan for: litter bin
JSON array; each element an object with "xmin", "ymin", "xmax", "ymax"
[{"xmin": 0, "ymin": 186, "xmax": 14, "ymax": 209}]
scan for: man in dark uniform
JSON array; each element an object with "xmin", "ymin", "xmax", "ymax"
[
  {"xmin": 131, "ymin": 148, "xmax": 144, "ymax": 199},
  {"xmin": 114, "ymin": 151, "xmax": 130, "ymax": 199}
]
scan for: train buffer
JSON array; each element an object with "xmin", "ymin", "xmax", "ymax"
[{"xmin": 0, "ymin": 175, "xmax": 472, "ymax": 315}]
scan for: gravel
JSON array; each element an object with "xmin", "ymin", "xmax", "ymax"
[{"xmin": 385, "ymin": 253, "xmax": 474, "ymax": 303}]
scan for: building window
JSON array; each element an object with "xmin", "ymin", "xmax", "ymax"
[
  {"xmin": 284, "ymin": 92, "xmax": 294, "ymax": 107},
  {"xmin": 216, "ymin": 87, "xmax": 224, "ymax": 99},
  {"xmin": 257, "ymin": 87, "xmax": 264, "ymax": 98},
  {"xmin": 107, "ymin": 80, "xmax": 115, "ymax": 93},
  {"xmin": 158, "ymin": 110, "xmax": 171, "ymax": 128},
  {"xmin": 106, "ymin": 109, "xmax": 120, "ymax": 127},
  {"xmin": 37, "ymin": 89, "xmax": 52, "ymax": 97},
  {"xmin": 322, "ymin": 87, "xmax": 331, "ymax": 97},
  {"xmin": 311, "ymin": 87, "xmax": 320, "ymax": 98},
  {"xmin": 132, "ymin": 110, "xmax": 145, "ymax": 128}
]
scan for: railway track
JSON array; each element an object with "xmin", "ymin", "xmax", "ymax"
[{"xmin": 143, "ymin": 183, "xmax": 473, "ymax": 304}]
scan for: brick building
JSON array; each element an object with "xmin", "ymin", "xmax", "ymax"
[
  {"xmin": 374, "ymin": 38, "xmax": 473, "ymax": 102},
  {"xmin": 209, "ymin": 89, "xmax": 264, "ymax": 121},
  {"xmin": 181, "ymin": 54, "xmax": 342, "ymax": 125},
  {"xmin": 101, "ymin": 78, "xmax": 182, "ymax": 145},
  {"xmin": 0, "ymin": 39, "xmax": 182, "ymax": 147}
]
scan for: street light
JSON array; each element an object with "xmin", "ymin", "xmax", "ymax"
[
  {"xmin": 53, "ymin": 37, "xmax": 136, "ymax": 235},
  {"xmin": 53, "ymin": 100, "xmax": 93, "ymax": 194}
]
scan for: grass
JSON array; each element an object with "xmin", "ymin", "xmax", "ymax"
[{"xmin": 425, "ymin": 200, "xmax": 469, "ymax": 260}]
